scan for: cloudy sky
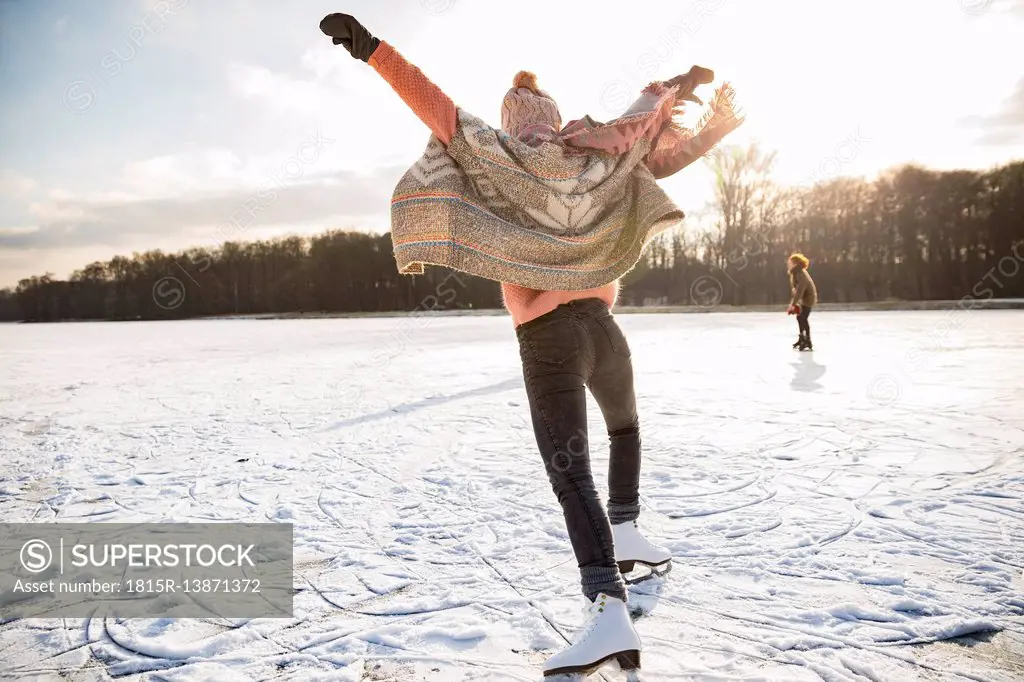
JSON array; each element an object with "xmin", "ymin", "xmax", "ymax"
[{"xmin": 1, "ymin": 0, "xmax": 1022, "ymax": 288}]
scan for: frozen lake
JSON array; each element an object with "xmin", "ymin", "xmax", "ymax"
[{"xmin": 1, "ymin": 310, "xmax": 1022, "ymax": 681}]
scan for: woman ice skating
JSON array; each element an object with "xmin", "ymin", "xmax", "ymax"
[
  {"xmin": 319, "ymin": 12, "xmax": 743, "ymax": 676},
  {"xmin": 787, "ymin": 253, "xmax": 818, "ymax": 350}
]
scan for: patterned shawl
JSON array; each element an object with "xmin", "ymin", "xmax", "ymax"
[{"xmin": 389, "ymin": 80, "xmax": 741, "ymax": 290}]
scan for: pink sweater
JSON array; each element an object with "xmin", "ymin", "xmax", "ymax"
[{"xmin": 369, "ymin": 42, "xmax": 622, "ymax": 326}]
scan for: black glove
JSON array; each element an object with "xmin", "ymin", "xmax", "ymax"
[
  {"xmin": 319, "ymin": 13, "xmax": 380, "ymax": 62},
  {"xmin": 665, "ymin": 66, "xmax": 716, "ymax": 105}
]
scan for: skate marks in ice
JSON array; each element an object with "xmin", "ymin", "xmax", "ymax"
[
  {"xmin": 312, "ymin": 437, "xmax": 618, "ymax": 678},
  {"xmin": 263, "ymin": 389, "xmax": 617, "ymax": 679},
  {"xmin": 3, "ymin": 313, "xmax": 1023, "ymax": 679},
  {"xmin": 636, "ymin": 432, "xmax": 877, "ymax": 558},
  {"xmin": 0, "ymin": 611, "xmax": 537, "ymax": 681},
  {"xmin": 862, "ymin": 472, "xmax": 1024, "ymax": 622},
  {"xmin": 624, "ymin": 414, "xmax": 1024, "ymax": 675},
  {"xmin": 625, "ymin": 572, "xmax": 667, "ymax": 621},
  {"xmin": 2, "ymin": 423, "xmax": 195, "ymax": 527}
]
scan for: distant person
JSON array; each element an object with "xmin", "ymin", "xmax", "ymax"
[
  {"xmin": 787, "ymin": 253, "xmax": 818, "ymax": 350},
  {"xmin": 320, "ymin": 12, "xmax": 743, "ymax": 677}
]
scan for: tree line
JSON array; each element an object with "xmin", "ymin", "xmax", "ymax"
[{"xmin": 2, "ymin": 146, "xmax": 1022, "ymax": 322}]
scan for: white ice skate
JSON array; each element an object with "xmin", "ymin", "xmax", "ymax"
[
  {"xmin": 543, "ymin": 593, "xmax": 641, "ymax": 677},
  {"xmin": 612, "ymin": 520, "xmax": 672, "ymax": 583}
]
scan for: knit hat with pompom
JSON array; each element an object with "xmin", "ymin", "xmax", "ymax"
[{"xmin": 501, "ymin": 71, "xmax": 562, "ymax": 139}]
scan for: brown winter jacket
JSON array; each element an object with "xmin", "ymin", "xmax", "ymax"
[{"xmin": 789, "ymin": 267, "xmax": 818, "ymax": 308}]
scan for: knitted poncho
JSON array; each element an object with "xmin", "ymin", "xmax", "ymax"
[
  {"xmin": 369, "ymin": 42, "xmax": 743, "ymax": 291},
  {"xmin": 390, "ymin": 111, "xmax": 686, "ymax": 290}
]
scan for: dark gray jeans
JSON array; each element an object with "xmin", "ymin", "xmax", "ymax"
[
  {"xmin": 797, "ymin": 305, "xmax": 812, "ymax": 343},
  {"xmin": 515, "ymin": 297, "xmax": 641, "ymax": 602}
]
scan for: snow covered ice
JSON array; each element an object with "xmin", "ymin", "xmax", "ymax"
[{"xmin": 1, "ymin": 309, "xmax": 1022, "ymax": 681}]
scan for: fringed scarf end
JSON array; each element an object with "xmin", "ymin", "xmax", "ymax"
[{"xmin": 664, "ymin": 81, "xmax": 745, "ymax": 158}]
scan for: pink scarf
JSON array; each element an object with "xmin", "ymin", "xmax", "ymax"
[{"xmin": 515, "ymin": 80, "xmax": 742, "ymax": 172}]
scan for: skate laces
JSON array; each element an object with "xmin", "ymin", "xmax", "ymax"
[
  {"xmin": 632, "ymin": 520, "xmax": 668, "ymax": 552},
  {"xmin": 571, "ymin": 593, "xmax": 610, "ymax": 644}
]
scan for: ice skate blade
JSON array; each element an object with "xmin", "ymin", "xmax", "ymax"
[
  {"xmin": 544, "ymin": 649, "xmax": 640, "ymax": 677},
  {"xmin": 618, "ymin": 559, "xmax": 671, "ymax": 584},
  {"xmin": 617, "ymin": 558, "xmax": 670, "ymax": 574}
]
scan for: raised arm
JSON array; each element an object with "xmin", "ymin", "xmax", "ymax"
[
  {"xmin": 320, "ymin": 14, "xmax": 457, "ymax": 145},
  {"xmin": 368, "ymin": 42, "xmax": 457, "ymax": 145}
]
